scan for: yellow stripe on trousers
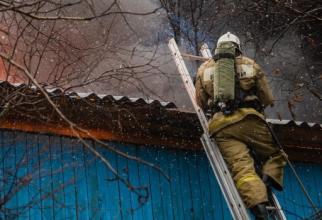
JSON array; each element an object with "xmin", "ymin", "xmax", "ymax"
[{"xmin": 236, "ymin": 174, "xmax": 261, "ymax": 189}]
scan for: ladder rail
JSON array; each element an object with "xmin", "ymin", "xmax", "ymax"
[
  {"xmin": 168, "ymin": 40, "xmax": 208, "ymax": 133},
  {"xmin": 200, "ymin": 43, "xmax": 213, "ymax": 58},
  {"xmin": 271, "ymin": 192, "xmax": 288, "ymax": 220},
  {"xmin": 168, "ymin": 38, "xmax": 250, "ymax": 220},
  {"xmin": 201, "ymin": 134, "xmax": 249, "ymax": 220}
]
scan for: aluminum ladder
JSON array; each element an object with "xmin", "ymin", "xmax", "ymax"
[{"xmin": 168, "ymin": 38, "xmax": 287, "ymax": 220}]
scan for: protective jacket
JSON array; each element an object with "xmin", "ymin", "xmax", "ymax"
[
  {"xmin": 195, "ymin": 55, "xmax": 286, "ymax": 208},
  {"xmin": 195, "ymin": 55, "xmax": 274, "ymax": 136}
]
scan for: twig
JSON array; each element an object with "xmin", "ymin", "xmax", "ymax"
[{"xmin": 0, "ymin": 53, "xmax": 170, "ymax": 188}]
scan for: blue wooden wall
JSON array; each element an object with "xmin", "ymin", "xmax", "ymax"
[{"xmin": 0, "ymin": 130, "xmax": 321, "ymax": 220}]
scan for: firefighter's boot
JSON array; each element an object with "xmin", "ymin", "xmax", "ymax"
[
  {"xmin": 262, "ymin": 174, "xmax": 283, "ymax": 191},
  {"xmin": 251, "ymin": 203, "xmax": 269, "ymax": 220}
]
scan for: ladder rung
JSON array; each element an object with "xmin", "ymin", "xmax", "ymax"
[{"xmin": 266, "ymin": 206, "xmax": 278, "ymax": 210}]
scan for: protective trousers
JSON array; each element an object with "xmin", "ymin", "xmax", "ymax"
[{"xmin": 214, "ymin": 115, "xmax": 287, "ymax": 208}]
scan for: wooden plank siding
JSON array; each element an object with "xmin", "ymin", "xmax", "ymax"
[{"xmin": 0, "ymin": 130, "xmax": 321, "ymax": 220}]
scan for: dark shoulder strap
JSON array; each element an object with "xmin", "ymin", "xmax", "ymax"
[{"xmin": 213, "ymin": 53, "xmax": 235, "ymax": 61}]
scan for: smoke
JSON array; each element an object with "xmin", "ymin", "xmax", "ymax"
[{"xmin": 3, "ymin": 0, "xmax": 319, "ymax": 123}]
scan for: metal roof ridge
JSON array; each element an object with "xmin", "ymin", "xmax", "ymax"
[
  {"xmin": 0, "ymin": 81, "xmax": 176, "ymax": 108},
  {"xmin": 266, "ymin": 118, "xmax": 322, "ymax": 128},
  {"xmin": 176, "ymin": 107, "xmax": 322, "ymax": 128},
  {"xmin": 68, "ymin": 92, "xmax": 173, "ymax": 107},
  {"xmin": 173, "ymin": 108, "xmax": 322, "ymax": 127}
]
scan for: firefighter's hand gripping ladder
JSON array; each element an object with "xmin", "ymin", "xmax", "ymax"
[{"xmin": 168, "ymin": 38, "xmax": 287, "ymax": 220}]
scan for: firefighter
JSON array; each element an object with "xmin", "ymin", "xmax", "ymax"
[{"xmin": 195, "ymin": 32, "xmax": 287, "ymax": 220}]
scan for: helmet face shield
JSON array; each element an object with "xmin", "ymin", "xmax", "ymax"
[{"xmin": 217, "ymin": 32, "xmax": 241, "ymax": 50}]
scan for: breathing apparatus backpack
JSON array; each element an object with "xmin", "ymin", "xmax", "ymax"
[{"xmin": 212, "ymin": 41, "xmax": 237, "ymax": 114}]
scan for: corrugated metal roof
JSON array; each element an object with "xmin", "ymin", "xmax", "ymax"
[{"xmin": 0, "ymin": 80, "xmax": 176, "ymax": 108}]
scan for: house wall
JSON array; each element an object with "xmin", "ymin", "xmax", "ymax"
[{"xmin": 0, "ymin": 129, "xmax": 321, "ymax": 220}]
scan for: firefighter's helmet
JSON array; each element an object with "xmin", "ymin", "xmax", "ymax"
[{"xmin": 217, "ymin": 32, "xmax": 241, "ymax": 50}]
